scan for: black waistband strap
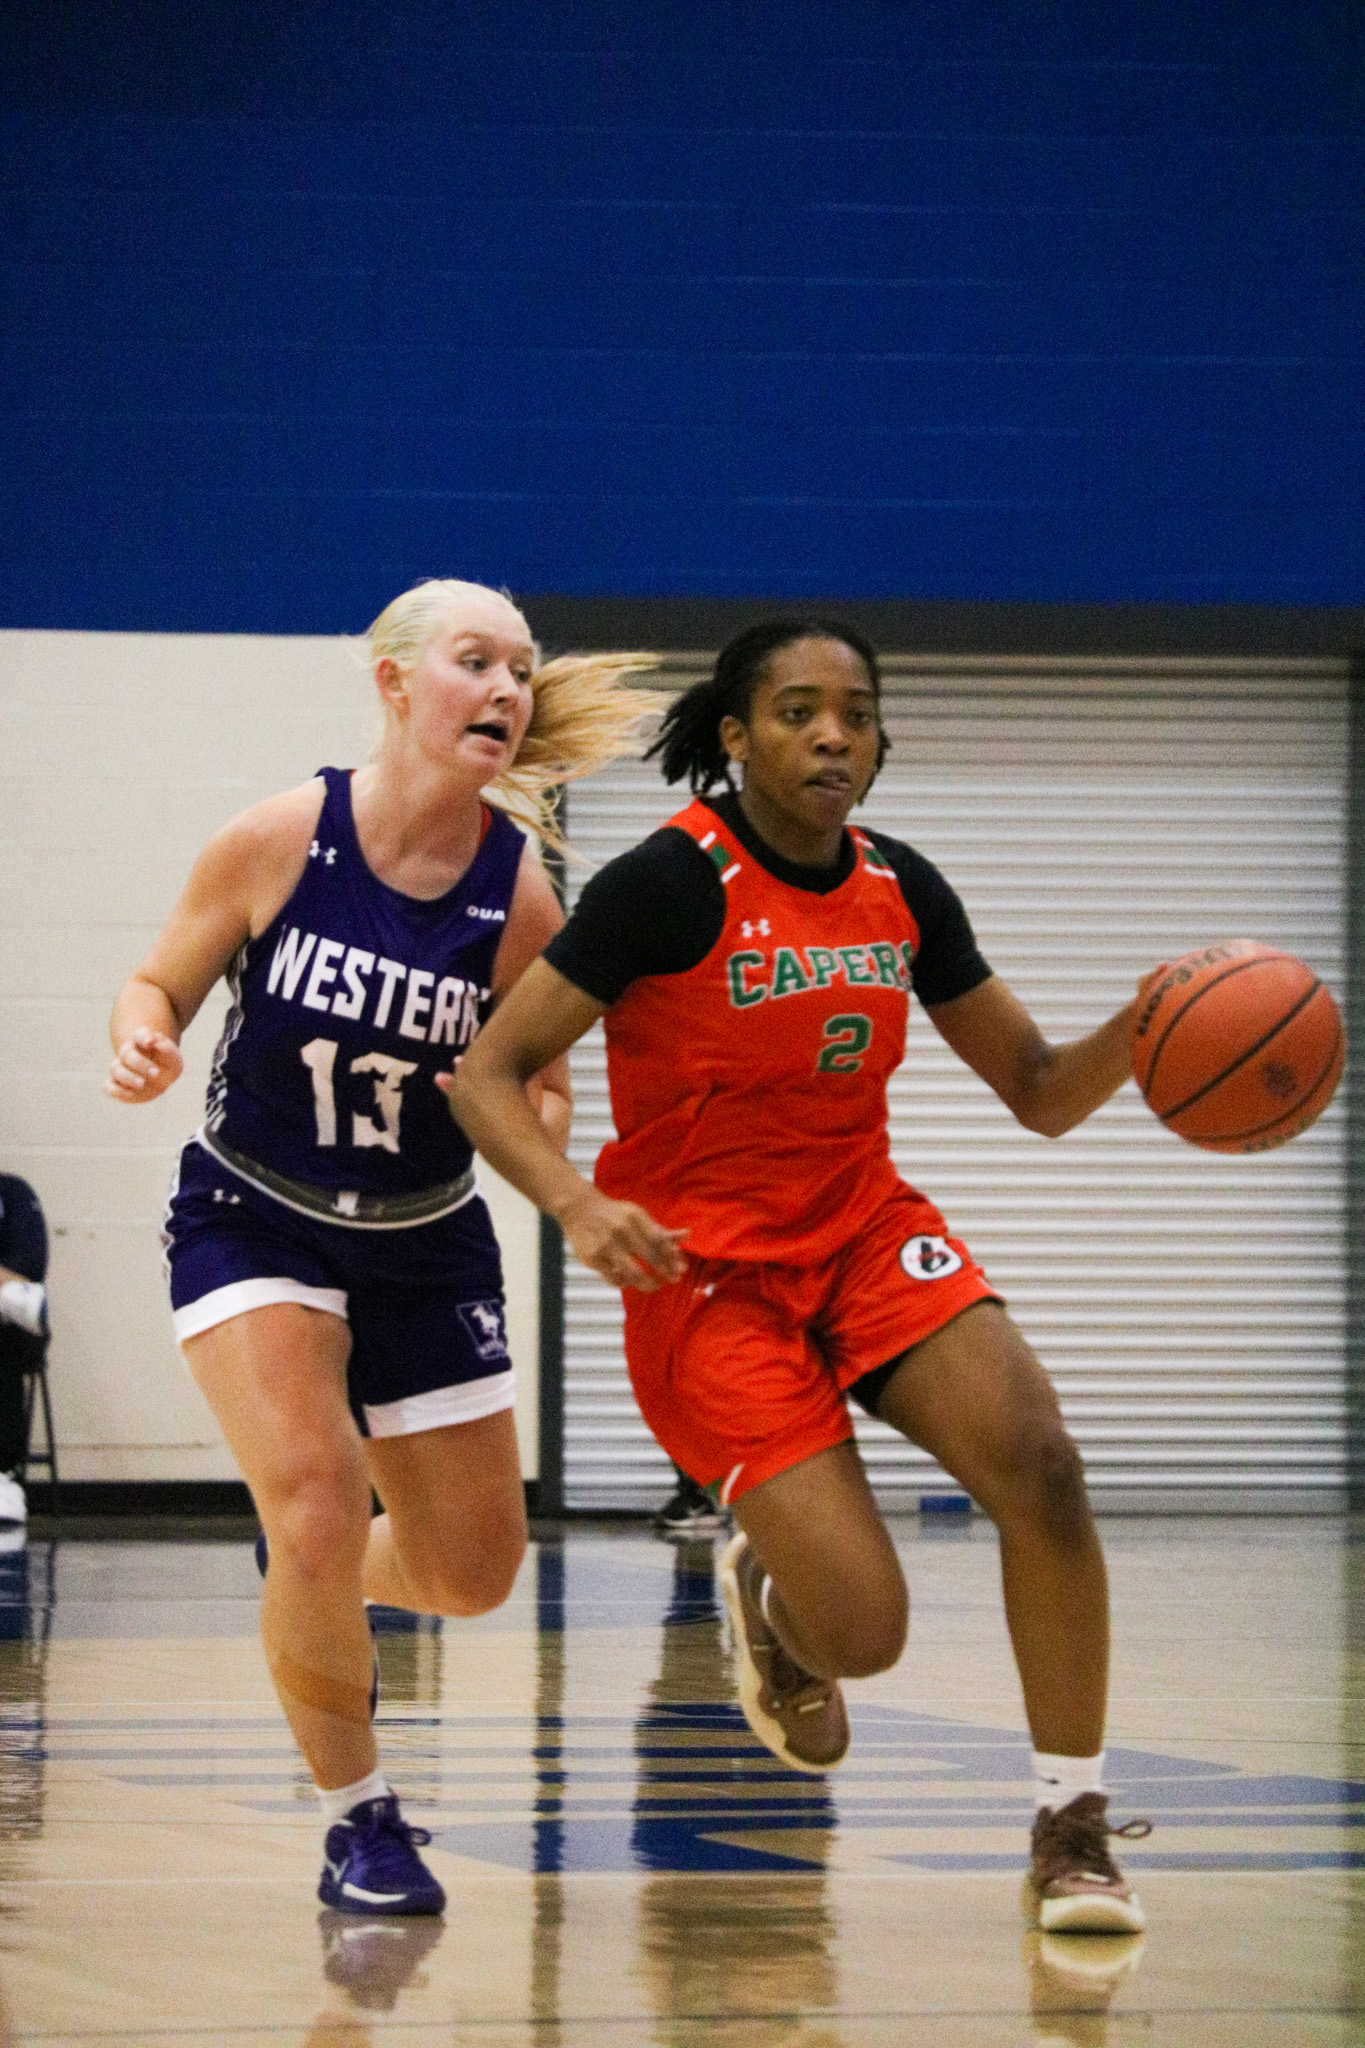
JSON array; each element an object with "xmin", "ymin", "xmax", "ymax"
[{"xmin": 198, "ymin": 1130, "xmax": 477, "ymax": 1227}]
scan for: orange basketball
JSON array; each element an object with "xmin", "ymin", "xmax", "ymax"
[{"xmin": 1131, "ymin": 940, "xmax": 1345, "ymax": 1153}]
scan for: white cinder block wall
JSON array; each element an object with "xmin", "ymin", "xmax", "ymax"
[{"xmin": 0, "ymin": 630, "xmax": 541, "ymax": 1483}]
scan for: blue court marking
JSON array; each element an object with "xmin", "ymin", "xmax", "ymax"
[
  {"xmin": 0, "ymin": 1718, "xmax": 292, "ymax": 1733},
  {"xmin": 884, "ymin": 1852, "xmax": 1365, "ymax": 1873},
  {"xmin": 441, "ymin": 1699, "xmax": 1363, "ymax": 1875},
  {"xmin": 130, "ymin": 1697, "xmax": 1356, "ymax": 1876},
  {"xmin": 23, "ymin": 1705, "xmax": 1359, "ymax": 1875},
  {"xmin": 4, "ymin": 1540, "xmax": 1361, "ymax": 1876}
]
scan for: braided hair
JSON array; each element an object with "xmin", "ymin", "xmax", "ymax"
[{"xmin": 646, "ymin": 616, "xmax": 889, "ymax": 792}]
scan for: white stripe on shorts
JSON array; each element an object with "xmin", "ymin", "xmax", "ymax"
[
  {"xmin": 172, "ymin": 1276, "xmax": 348, "ymax": 1343},
  {"xmin": 363, "ymin": 1367, "xmax": 516, "ymax": 1439}
]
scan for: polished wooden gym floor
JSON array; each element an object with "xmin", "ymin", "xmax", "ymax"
[{"xmin": 0, "ymin": 1513, "xmax": 1360, "ymax": 2045}]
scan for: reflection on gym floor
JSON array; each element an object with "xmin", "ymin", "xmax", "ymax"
[{"xmin": 0, "ymin": 1516, "xmax": 1359, "ymax": 2045}]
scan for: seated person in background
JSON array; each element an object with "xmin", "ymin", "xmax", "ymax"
[{"xmin": 0, "ymin": 1175, "xmax": 50, "ymax": 1526}]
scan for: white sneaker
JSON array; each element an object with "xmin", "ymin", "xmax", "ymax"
[
  {"xmin": 0, "ymin": 1473, "xmax": 27, "ymax": 1525},
  {"xmin": 0, "ymin": 1280, "xmax": 46, "ymax": 1337}
]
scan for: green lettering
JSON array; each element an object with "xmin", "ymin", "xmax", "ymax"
[
  {"xmin": 771, "ymin": 946, "xmax": 813, "ymax": 999},
  {"xmin": 838, "ymin": 946, "xmax": 877, "ymax": 986},
  {"xmin": 899, "ymin": 940, "xmax": 917, "ymax": 986},
  {"xmin": 805, "ymin": 946, "xmax": 839, "ymax": 989},
  {"xmin": 869, "ymin": 942, "xmax": 900, "ymax": 988},
  {"xmin": 726, "ymin": 951, "xmax": 767, "ymax": 1008}
]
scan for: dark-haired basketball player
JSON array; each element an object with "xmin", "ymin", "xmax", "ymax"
[{"xmin": 451, "ymin": 618, "xmax": 1155, "ymax": 1933}]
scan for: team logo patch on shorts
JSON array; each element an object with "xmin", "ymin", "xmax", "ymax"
[
  {"xmin": 899, "ymin": 1234, "xmax": 964, "ymax": 1282},
  {"xmin": 458, "ymin": 1299, "xmax": 510, "ymax": 1362}
]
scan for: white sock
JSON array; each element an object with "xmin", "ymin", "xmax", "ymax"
[
  {"xmin": 0, "ymin": 1280, "xmax": 45, "ymax": 1336},
  {"xmin": 1033, "ymin": 1750, "xmax": 1105, "ymax": 1812},
  {"xmin": 318, "ymin": 1766, "xmax": 390, "ymax": 1828}
]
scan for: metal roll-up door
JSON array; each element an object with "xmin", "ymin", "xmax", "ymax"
[{"xmin": 561, "ymin": 656, "xmax": 1348, "ymax": 1513}]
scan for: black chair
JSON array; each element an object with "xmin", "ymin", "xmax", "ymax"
[
  {"xmin": 0, "ymin": 1175, "xmax": 58, "ymax": 1514},
  {"xmin": 15, "ymin": 1325, "xmax": 58, "ymax": 1509}
]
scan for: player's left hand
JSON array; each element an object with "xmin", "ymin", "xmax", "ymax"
[
  {"xmin": 1137, "ymin": 963, "xmax": 1172, "ymax": 1002},
  {"xmin": 105, "ymin": 1028, "xmax": 184, "ymax": 1103}
]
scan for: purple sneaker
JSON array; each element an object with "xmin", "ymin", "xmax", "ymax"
[
  {"xmin": 254, "ymin": 1530, "xmax": 380, "ymax": 1720},
  {"xmin": 318, "ymin": 1794, "xmax": 446, "ymax": 1916}
]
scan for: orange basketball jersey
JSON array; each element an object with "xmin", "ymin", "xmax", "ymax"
[{"xmin": 595, "ymin": 797, "xmax": 920, "ymax": 1263}]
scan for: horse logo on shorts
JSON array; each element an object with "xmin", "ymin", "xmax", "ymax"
[
  {"xmin": 458, "ymin": 1299, "xmax": 510, "ymax": 1362},
  {"xmin": 899, "ymin": 1235, "xmax": 964, "ymax": 1283}
]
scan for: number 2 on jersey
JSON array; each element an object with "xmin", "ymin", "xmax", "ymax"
[
  {"xmin": 300, "ymin": 1038, "xmax": 418, "ymax": 1152},
  {"xmin": 816, "ymin": 1014, "xmax": 873, "ymax": 1073}
]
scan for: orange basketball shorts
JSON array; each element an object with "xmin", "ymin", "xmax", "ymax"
[{"xmin": 622, "ymin": 1184, "xmax": 999, "ymax": 1505}]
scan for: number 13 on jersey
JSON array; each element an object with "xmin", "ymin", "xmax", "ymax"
[{"xmin": 300, "ymin": 1038, "xmax": 419, "ymax": 1152}]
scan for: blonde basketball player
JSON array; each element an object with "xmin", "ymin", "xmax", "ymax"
[{"xmin": 108, "ymin": 579, "xmax": 657, "ymax": 1915}]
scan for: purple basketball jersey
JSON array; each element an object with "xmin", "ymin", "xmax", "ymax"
[{"xmin": 205, "ymin": 768, "xmax": 525, "ymax": 1195}]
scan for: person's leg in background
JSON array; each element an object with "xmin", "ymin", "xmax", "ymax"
[
  {"xmin": 0, "ymin": 1177, "xmax": 50, "ymax": 1527},
  {"xmin": 652, "ymin": 1462, "xmax": 728, "ymax": 1538},
  {"xmin": 0, "ymin": 1329, "xmax": 31, "ymax": 1526}
]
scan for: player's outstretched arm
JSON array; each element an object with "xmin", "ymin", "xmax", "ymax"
[
  {"xmin": 927, "ymin": 969, "xmax": 1158, "ymax": 1138},
  {"xmin": 451, "ymin": 959, "xmax": 687, "ymax": 1291}
]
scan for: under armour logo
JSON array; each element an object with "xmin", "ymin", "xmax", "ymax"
[
  {"xmin": 740, "ymin": 918, "xmax": 771, "ymax": 939},
  {"xmin": 308, "ymin": 840, "xmax": 337, "ymax": 865}
]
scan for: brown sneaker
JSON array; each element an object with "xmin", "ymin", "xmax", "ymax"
[
  {"xmin": 718, "ymin": 1532, "xmax": 850, "ymax": 1774},
  {"xmin": 1028, "ymin": 1792, "xmax": 1151, "ymax": 1933}
]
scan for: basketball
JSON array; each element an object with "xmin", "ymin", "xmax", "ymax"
[{"xmin": 1131, "ymin": 940, "xmax": 1345, "ymax": 1153}]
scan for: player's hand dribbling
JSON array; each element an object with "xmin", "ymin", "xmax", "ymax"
[
  {"xmin": 106, "ymin": 1028, "xmax": 184, "ymax": 1103},
  {"xmin": 557, "ymin": 1187, "xmax": 688, "ymax": 1292}
]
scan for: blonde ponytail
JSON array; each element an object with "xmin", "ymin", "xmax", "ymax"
[{"xmin": 488, "ymin": 650, "xmax": 666, "ymax": 856}]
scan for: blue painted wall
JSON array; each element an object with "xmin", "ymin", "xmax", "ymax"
[{"xmin": 1, "ymin": 2, "xmax": 1361, "ymax": 629}]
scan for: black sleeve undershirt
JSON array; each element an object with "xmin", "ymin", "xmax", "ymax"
[{"xmin": 542, "ymin": 789, "xmax": 992, "ymax": 1009}]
